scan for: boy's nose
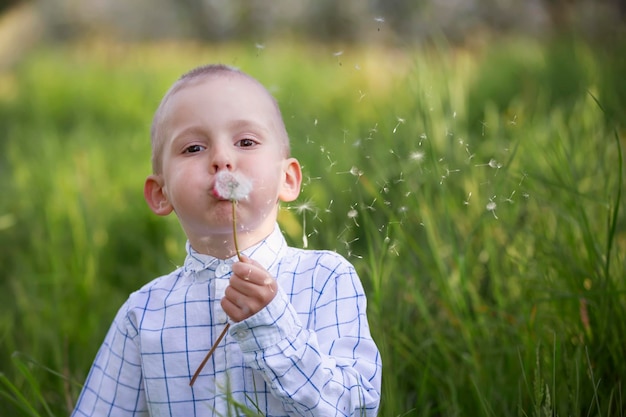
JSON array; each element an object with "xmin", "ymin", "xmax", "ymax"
[{"xmin": 210, "ymin": 146, "xmax": 233, "ymax": 173}]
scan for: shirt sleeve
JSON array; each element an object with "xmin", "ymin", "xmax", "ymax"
[
  {"xmin": 230, "ymin": 257, "xmax": 382, "ymax": 417},
  {"xmin": 71, "ymin": 301, "xmax": 148, "ymax": 417}
]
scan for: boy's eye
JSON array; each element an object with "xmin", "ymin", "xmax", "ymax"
[
  {"xmin": 184, "ymin": 144, "xmax": 205, "ymax": 153},
  {"xmin": 237, "ymin": 138, "xmax": 257, "ymax": 148}
]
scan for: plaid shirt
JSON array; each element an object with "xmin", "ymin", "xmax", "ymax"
[{"xmin": 72, "ymin": 225, "xmax": 381, "ymax": 416}]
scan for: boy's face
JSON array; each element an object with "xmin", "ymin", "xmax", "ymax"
[{"xmin": 145, "ymin": 74, "xmax": 301, "ymax": 254}]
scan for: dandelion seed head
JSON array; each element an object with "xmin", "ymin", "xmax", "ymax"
[{"xmin": 213, "ymin": 171, "xmax": 252, "ymax": 201}]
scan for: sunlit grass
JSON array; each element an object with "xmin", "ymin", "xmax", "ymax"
[{"xmin": 0, "ymin": 37, "xmax": 624, "ymax": 416}]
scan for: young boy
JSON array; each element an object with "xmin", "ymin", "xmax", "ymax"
[{"xmin": 72, "ymin": 64, "xmax": 382, "ymax": 416}]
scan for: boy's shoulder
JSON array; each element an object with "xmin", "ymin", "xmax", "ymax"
[
  {"xmin": 124, "ymin": 266, "xmax": 186, "ymax": 304},
  {"xmin": 282, "ymin": 245, "xmax": 357, "ymax": 274}
]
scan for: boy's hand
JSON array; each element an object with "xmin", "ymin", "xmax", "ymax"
[{"xmin": 221, "ymin": 255, "xmax": 278, "ymax": 322}]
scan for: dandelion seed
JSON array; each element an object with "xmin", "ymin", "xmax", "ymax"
[
  {"xmin": 519, "ymin": 172, "xmax": 528, "ymax": 186},
  {"xmin": 358, "ymin": 90, "xmax": 366, "ymax": 101},
  {"xmin": 374, "ymin": 16, "xmax": 385, "ymax": 23},
  {"xmin": 347, "ymin": 208, "xmax": 359, "ymax": 226},
  {"xmin": 314, "ymin": 118, "xmax": 318, "ymax": 126},
  {"xmin": 504, "ymin": 190, "xmax": 516, "ymax": 204},
  {"xmin": 509, "ymin": 115, "xmax": 517, "ymax": 125},
  {"xmin": 464, "ymin": 191, "xmax": 472, "ymax": 205},
  {"xmin": 445, "ymin": 167, "xmax": 460, "ymax": 176},
  {"xmin": 392, "ymin": 117, "xmax": 405, "ymax": 134},
  {"xmin": 475, "ymin": 158, "xmax": 500, "ymax": 170},
  {"xmin": 418, "ymin": 133, "xmax": 427, "ymax": 146},
  {"xmin": 294, "ymin": 200, "xmax": 315, "ymax": 249},
  {"xmin": 486, "ymin": 199, "xmax": 498, "ymax": 219},
  {"xmin": 333, "ymin": 51, "xmax": 344, "ymax": 57},
  {"xmin": 388, "ymin": 241, "xmax": 399, "ymax": 256},
  {"xmin": 255, "ymin": 43, "xmax": 265, "ymax": 50},
  {"xmin": 410, "ymin": 150, "xmax": 425, "ymax": 163},
  {"xmin": 349, "ymin": 166, "xmax": 363, "ymax": 177}
]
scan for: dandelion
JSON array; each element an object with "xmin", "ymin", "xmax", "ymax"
[
  {"xmin": 191, "ymin": 171, "xmax": 251, "ymax": 387},
  {"xmin": 212, "ymin": 171, "xmax": 252, "ymax": 262}
]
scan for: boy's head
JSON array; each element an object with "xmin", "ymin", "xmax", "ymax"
[
  {"xmin": 143, "ymin": 63, "xmax": 301, "ymax": 256},
  {"xmin": 150, "ymin": 64, "xmax": 290, "ymax": 174}
]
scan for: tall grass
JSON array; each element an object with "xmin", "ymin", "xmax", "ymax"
[{"xmin": 0, "ymin": 37, "xmax": 624, "ymax": 416}]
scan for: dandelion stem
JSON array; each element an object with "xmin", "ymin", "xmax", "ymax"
[
  {"xmin": 189, "ymin": 323, "xmax": 229, "ymax": 387},
  {"xmin": 232, "ymin": 200, "xmax": 243, "ymax": 262},
  {"xmin": 190, "ymin": 199, "xmax": 241, "ymax": 387}
]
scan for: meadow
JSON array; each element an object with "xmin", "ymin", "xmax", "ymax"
[{"xmin": 0, "ymin": 37, "xmax": 624, "ymax": 416}]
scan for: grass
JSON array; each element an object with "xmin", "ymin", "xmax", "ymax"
[{"xmin": 0, "ymin": 36, "xmax": 624, "ymax": 416}]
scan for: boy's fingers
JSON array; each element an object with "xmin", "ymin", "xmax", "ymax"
[{"xmin": 231, "ymin": 260, "xmax": 274, "ymax": 287}]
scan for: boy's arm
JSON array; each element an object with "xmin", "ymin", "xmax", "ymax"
[
  {"xmin": 71, "ymin": 302, "xmax": 148, "ymax": 417},
  {"xmin": 230, "ymin": 257, "xmax": 382, "ymax": 417}
]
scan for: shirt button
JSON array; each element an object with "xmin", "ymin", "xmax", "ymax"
[
  {"xmin": 216, "ymin": 263, "xmax": 231, "ymax": 277},
  {"xmin": 233, "ymin": 329, "xmax": 250, "ymax": 340}
]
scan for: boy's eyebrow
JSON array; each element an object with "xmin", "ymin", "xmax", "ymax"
[
  {"xmin": 169, "ymin": 119, "xmax": 273, "ymax": 145},
  {"xmin": 227, "ymin": 118, "xmax": 272, "ymax": 134}
]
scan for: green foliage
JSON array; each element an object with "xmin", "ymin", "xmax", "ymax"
[{"xmin": 0, "ymin": 37, "xmax": 624, "ymax": 416}]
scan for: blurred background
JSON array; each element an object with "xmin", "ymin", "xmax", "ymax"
[
  {"xmin": 0, "ymin": 1, "xmax": 625, "ymax": 417},
  {"xmin": 1, "ymin": 0, "xmax": 625, "ymax": 58}
]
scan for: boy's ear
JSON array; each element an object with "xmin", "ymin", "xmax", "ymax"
[
  {"xmin": 144, "ymin": 174, "xmax": 174, "ymax": 216},
  {"xmin": 278, "ymin": 157, "xmax": 302, "ymax": 203}
]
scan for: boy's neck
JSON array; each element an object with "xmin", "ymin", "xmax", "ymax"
[{"xmin": 188, "ymin": 225, "xmax": 275, "ymax": 259}]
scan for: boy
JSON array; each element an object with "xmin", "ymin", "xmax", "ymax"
[{"xmin": 72, "ymin": 64, "xmax": 382, "ymax": 416}]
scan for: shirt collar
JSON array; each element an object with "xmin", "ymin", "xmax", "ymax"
[{"xmin": 183, "ymin": 224, "xmax": 287, "ymax": 276}]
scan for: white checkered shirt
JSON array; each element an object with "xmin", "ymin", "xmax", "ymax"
[{"xmin": 72, "ymin": 225, "xmax": 382, "ymax": 416}]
